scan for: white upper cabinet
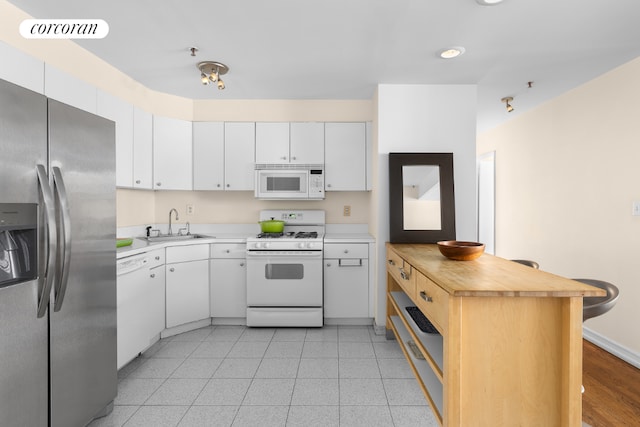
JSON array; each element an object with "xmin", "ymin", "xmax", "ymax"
[
  {"xmin": 255, "ymin": 122, "xmax": 289, "ymax": 164},
  {"xmin": 97, "ymin": 91, "xmax": 134, "ymax": 188},
  {"xmin": 193, "ymin": 122, "xmax": 225, "ymax": 191},
  {"xmin": 132, "ymin": 107, "xmax": 153, "ymax": 189},
  {"xmin": 224, "ymin": 122, "xmax": 255, "ymax": 191},
  {"xmin": 44, "ymin": 64, "xmax": 97, "ymax": 113},
  {"xmin": 324, "ymin": 122, "xmax": 367, "ymax": 191},
  {"xmin": 255, "ymin": 122, "xmax": 324, "ymax": 165},
  {"xmin": 0, "ymin": 41, "xmax": 44, "ymax": 94},
  {"xmin": 290, "ymin": 122, "xmax": 324, "ymax": 164},
  {"xmin": 153, "ymin": 116, "xmax": 193, "ymax": 190}
]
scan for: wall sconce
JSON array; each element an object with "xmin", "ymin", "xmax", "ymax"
[
  {"xmin": 501, "ymin": 97, "xmax": 514, "ymax": 113},
  {"xmin": 197, "ymin": 61, "xmax": 228, "ymax": 90}
]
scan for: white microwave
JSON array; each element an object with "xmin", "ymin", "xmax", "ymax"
[{"xmin": 255, "ymin": 165, "xmax": 324, "ymax": 200}]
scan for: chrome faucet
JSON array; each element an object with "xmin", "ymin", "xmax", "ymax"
[{"xmin": 168, "ymin": 208, "xmax": 179, "ymax": 235}]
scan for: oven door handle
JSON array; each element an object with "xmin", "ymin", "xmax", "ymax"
[{"xmin": 246, "ymin": 250, "xmax": 323, "ymax": 258}]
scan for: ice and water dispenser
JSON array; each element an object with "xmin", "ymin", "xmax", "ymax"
[{"xmin": 0, "ymin": 203, "xmax": 37, "ymax": 288}]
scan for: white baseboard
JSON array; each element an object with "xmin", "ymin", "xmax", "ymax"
[{"xmin": 583, "ymin": 327, "xmax": 640, "ymax": 369}]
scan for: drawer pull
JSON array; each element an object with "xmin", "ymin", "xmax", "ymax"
[
  {"xmin": 406, "ymin": 340, "xmax": 426, "ymax": 360},
  {"xmin": 388, "ymin": 259, "xmax": 395, "ymax": 266},
  {"xmin": 150, "ymin": 273, "xmax": 155, "ymax": 278},
  {"xmin": 400, "ymin": 268, "xmax": 409, "ymax": 280},
  {"xmin": 419, "ymin": 291, "xmax": 433, "ymax": 302}
]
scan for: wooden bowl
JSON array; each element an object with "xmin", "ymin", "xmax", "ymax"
[{"xmin": 437, "ymin": 241, "xmax": 485, "ymax": 261}]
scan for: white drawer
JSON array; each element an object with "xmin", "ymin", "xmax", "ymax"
[
  {"xmin": 166, "ymin": 244, "xmax": 209, "ymax": 263},
  {"xmin": 324, "ymin": 243, "xmax": 368, "ymax": 259},
  {"xmin": 210, "ymin": 243, "xmax": 246, "ymax": 259},
  {"xmin": 148, "ymin": 248, "xmax": 165, "ymax": 269}
]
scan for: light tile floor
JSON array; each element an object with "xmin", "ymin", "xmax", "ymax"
[{"xmin": 89, "ymin": 325, "xmax": 438, "ymax": 427}]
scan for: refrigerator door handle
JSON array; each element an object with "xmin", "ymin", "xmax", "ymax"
[
  {"xmin": 36, "ymin": 164, "xmax": 57, "ymax": 318},
  {"xmin": 52, "ymin": 166, "xmax": 72, "ymax": 312}
]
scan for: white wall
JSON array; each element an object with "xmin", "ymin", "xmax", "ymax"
[
  {"xmin": 478, "ymin": 57, "xmax": 640, "ymax": 364},
  {"xmin": 374, "ymin": 84, "xmax": 478, "ymax": 326}
]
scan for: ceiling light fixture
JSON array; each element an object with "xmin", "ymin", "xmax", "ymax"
[
  {"xmin": 476, "ymin": 0, "xmax": 505, "ymax": 5},
  {"xmin": 438, "ymin": 46, "xmax": 466, "ymax": 59},
  {"xmin": 190, "ymin": 47, "xmax": 198, "ymax": 57},
  {"xmin": 501, "ymin": 96, "xmax": 514, "ymax": 113},
  {"xmin": 197, "ymin": 61, "xmax": 228, "ymax": 90}
]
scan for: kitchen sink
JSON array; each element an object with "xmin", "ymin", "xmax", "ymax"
[{"xmin": 144, "ymin": 233, "xmax": 212, "ymax": 242}]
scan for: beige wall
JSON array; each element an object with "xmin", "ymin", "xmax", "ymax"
[
  {"xmin": 116, "ymin": 189, "xmax": 371, "ymax": 227},
  {"xmin": 477, "ymin": 56, "xmax": 640, "ymax": 355}
]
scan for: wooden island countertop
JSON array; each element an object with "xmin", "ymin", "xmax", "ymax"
[{"xmin": 387, "ymin": 243, "xmax": 606, "ymax": 298}]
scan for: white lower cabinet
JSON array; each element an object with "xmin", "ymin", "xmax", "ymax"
[
  {"xmin": 165, "ymin": 245, "xmax": 210, "ymax": 328},
  {"xmin": 323, "ymin": 243, "xmax": 369, "ymax": 319},
  {"xmin": 210, "ymin": 243, "xmax": 247, "ymax": 320}
]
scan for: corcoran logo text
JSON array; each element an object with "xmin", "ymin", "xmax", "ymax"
[{"xmin": 20, "ymin": 19, "xmax": 109, "ymax": 39}]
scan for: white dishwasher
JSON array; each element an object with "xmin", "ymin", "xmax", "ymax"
[{"xmin": 117, "ymin": 250, "xmax": 165, "ymax": 369}]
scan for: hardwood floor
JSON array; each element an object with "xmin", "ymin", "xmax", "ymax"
[{"xmin": 582, "ymin": 339, "xmax": 640, "ymax": 426}]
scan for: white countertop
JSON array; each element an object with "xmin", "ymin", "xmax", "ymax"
[
  {"xmin": 116, "ymin": 234, "xmax": 251, "ymax": 259},
  {"xmin": 324, "ymin": 233, "xmax": 375, "ymax": 243},
  {"xmin": 117, "ymin": 231, "xmax": 375, "ymax": 259}
]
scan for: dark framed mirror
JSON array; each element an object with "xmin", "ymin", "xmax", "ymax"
[{"xmin": 389, "ymin": 153, "xmax": 456, "ymax": 243}]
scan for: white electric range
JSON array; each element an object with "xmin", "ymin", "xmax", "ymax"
[{"xmin": 246, "ymin": 210, "xmax": 325, "ymax": 327}]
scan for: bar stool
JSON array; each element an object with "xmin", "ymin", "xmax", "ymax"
[
  {"xmin": 573, "ymin": 278, "xmax": 619, "ymax": 395},
  {"xmin": 511, "ymin": 259, "xmax": 539, "ymax": 269},
  {"xmin": 572, "ymin": 279, "xmax": 620, "ymax": 321}
]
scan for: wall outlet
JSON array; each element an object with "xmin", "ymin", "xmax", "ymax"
[
  {"xmin": 186, "ymin": 204, "xmax": 194, "ymax": 215},
  {"xmin": 343, "ymin": 205, "xmax": 351, "ymax": 217}
]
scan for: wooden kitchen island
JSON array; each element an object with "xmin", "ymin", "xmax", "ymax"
[{"xmin": 385, "ymin": 243, "xmax": 606, "ymax": 427}]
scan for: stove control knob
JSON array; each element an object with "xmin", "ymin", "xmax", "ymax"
[
  {"xmin": 264, "ymin": 242, "xmax": 271, "ymax": 249},
  {"xmin": 307, "ymin": 242, "xmax": 315, "ymax": 249},
  {"xmin": 298, "ymin": 242, "xmax": 306, "ymax": 249},
  {"xmin": 255, "ymin": 242, "xmax": 264, "ymax": 249}
]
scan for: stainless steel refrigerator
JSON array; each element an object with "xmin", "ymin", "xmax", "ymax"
[{"xmin": 0, "ymin": 78, "xmax": 117, "ymax": 427}]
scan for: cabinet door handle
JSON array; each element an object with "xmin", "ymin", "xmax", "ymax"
[
  {"xmin": 388, "ymin": 259, "xmax": 395, "ymax": 266},
  {"xmin": 225, "ymin": 249, "xmax": 230, "ymax": 253},
  {"xmin": 155, "ymin": 256, "xmax": 160, "ymax": 260},
  {"xmin": 169, "ymin": 267, "xmax": 175, "ymax": 272},
  {"xmin": 135, "ymin": 180, "xmax": 141, "ymax": 184},
  {"xmin": 156, "ymin": 182, "xmax": 161, "ymax": 187},
  {"xmin": 419, "ymin": 291, "xmax": 433, "ymax": 302},
  {"xmin": 281, "ymin": 156, "xmax": 287, "ymax": 160},
  {"xmin": 217, "ymin": 184, "xmax": 221, "ymax": 188},
  {"xmin": 343, "ymin": 249, "xmax": 349, "ymax": 254},
  {"xmin": 326, "ymin": 262, "xmax": 331, "ymax": 267},
  {"xmin": 400, "ymin": 268, "xmax": 409, "ymax": 280},
  {"xmin": 150, "ymin": 273, "xmax": 155, "ymax": 278},
  {"xmin": 226, "ymin": 184, "xmax": 230, "ymax": 188},
  {"xmin": 240, "ymin": 262, "xmax": 245, "ymax": 267},
  {"xmin": 291, "ymin": 156, "xmax": 297, "ymax": 160}
]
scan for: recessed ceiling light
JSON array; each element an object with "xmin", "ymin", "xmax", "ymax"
[
  {"xmin": 476, "ymin": 0, "xmax": 505, "ymax": 5},
  {"xmin": 438, "ymin": 47, "xmax": 466, "ymax": 59}
]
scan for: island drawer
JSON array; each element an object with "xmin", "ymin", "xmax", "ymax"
[
  {"xmin": 387, "ymin": 248, "xmax": 416, "ymax": 299},
  {"xmin": 414, "ymin": 272, "xmax": 448, "ymax": 333}
]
